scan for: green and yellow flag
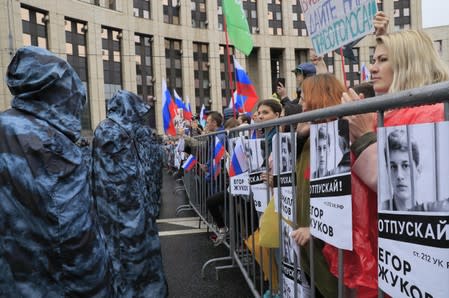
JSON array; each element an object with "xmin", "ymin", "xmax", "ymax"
[{"xmin": 223, "ymin": 0, "xmax": 253, "ymax": 56}]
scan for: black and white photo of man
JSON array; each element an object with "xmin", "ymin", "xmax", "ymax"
[
  {"xmin": 382, "ymin": 128, "xmax": 449, "ymax": 212},
  {"xmin": 332, "ymin": 120, "xmax": 350, "ymax": 175},
  {"xmin": 281, "ymin": 136, "xmax": 292, "ymax": 173},
  {"xmin": 312, "ymin": 125, "xmax": 331, "ymax": 178}
]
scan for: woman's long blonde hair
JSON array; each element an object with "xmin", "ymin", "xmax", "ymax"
[{"xmin": 376, "ymin": 30, "xmax": 449, "ymax": 93}]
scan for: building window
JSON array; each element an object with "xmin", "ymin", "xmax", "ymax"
[
  {"xmin": 21, "ymin": 5, "xmax": 48, "ymax": 48},
  {"xmin": 193, "ymin": 42, "xmax": 210, "ymax": 111},
  {"xmin": 218, "ymin": 0, "xmax": 258, "ymax": 33},
  {"xmin": 90, "ymin": 0, "xmax": 116, "ymax": 10},
  {"xmin": 133, "ymin": 0, "xmax": 151, "ymax": 19},
  {"xmin": 270, "ymin": 49, "xmax": 283, "ymax": 92},
  {"xmin": 377, "ymin": 0, "xmax": 383, "ymax": 11},
  {"xmin": 65, "ymin": 18, "xmax": 91, "ymax": 130},
  {"xmin": 135, "ymin": 34, "xmax": 155, "ymax": 127},
  {"xmin": 292, "ymin": 0, "xmax": 307, "ymax": 36},
  {"xmin": 219, "ymin": 45, "xmax": 235, "ymax": 107},
  {"xmin": 344, "ymin": 48, "xmax": 360, "ymax": 87},
  {"xmin": 165, "ymin": 38, "xmax": 183, "ymax": 99},
  {"xmin": 323, "ymin": 53, "xmax": 335, "ymax": 74},
  {"xmin": 102, "ymin": 27, "xmax": 122, "ymax": 107},
  {"xmin": 394, "ymin": 0, "xmax": 411, "ymax": 30},
  {"xmin": 163, "ymin": 0, "xmax": 180, "ymax": 25},
  {"xmin": 191, "ymin": 0, "xmax": 207, "ymax": 28},
  {"xmin": 369, "ymin": 46, "xmax": 376, "ymax": 64},
  {"xmin": 433, "ymin": 40, "xmax": 443, "ymax": 56},
  {"xmin": 268, "ymin": 0, "xmax": 283, "ymax": 35}
]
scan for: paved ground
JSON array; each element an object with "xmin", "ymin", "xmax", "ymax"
[{"xmin": 157, "ymin": 171, "xmax": 253, "ymax": 298}]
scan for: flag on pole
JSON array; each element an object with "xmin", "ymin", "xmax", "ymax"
[
  {"xmin": 182, "ymin": 155, "xmax": 197, "ymax": 172},
  {"xmin": 360, "ymin": 63, "xmax": 371, "ymax": 82},
  {"xmin": 184, "ymin": 95, "xmax": 193, "ymax": 121},
  {"xmin": 213, "ymin": 136, "xmax": 225, "ymax": 178},
  {"xmin": 199, "ymin": 104, "xmax": 206, "ymax": 128},
  {"xmin": 223, "ymin": 0, "xmax": 253, "ymax": 55},
  {"xmin": 162, "ymin": 79, "xmax": 177, "ymax": 136},
  {"xmin": 233, "ymin": 56, "xmax": 258, "ymax": 113},
  {"xmin": 229, "ymin": 139, "xmax": 248, "ymax": 177}
]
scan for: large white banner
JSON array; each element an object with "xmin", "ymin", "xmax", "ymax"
[
  {"xmin": 310, "ymin": 119, "xmax": 353, "ymax": 250},
  {"xmin": 300, "ymin": 0, "xmax": 377, "ymax": 56},
  {"xmin": 377, "ymin": 122, "xmax": 449, "ymax": 298},
  {"xmin": 272, "ymin": 133, "xmax": 296, "ymax": 221}
]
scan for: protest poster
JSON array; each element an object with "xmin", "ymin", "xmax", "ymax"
[
  {"xmin": 300, "ymin": 0, "xmax": 377, "ymax": 56},
  {"xmin": 281, "ymin": 221, "xmax": 311, "ymax": 298},
  {"xmin": 377, "ymin": 122, "xmax": 449, "ymax": 298},
  {"xmin": 272, "ymin": 133, "xmax": 296, "ymax": 221},
  {"xmin": 244, "ymin": 138, "xmax": 269, "ymax": 212},
  {"xmin": 309, "ymin": 119, "xmax": 352, "ymax": 250},
  {"xmin": 228, "ymin": 137, "xmax": 250, "ymax": 195}
]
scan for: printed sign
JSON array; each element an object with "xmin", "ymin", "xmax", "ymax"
[
  {"xmin": 228, "ymin": 137, "xmax": 250, "ymax": 195},
  {"xmin": 377, "ymin": 122, "xmax": 449, "ymax": 298},
  {"xmin": 272, "ymin": 133, "xmax": 296, "ymax": 221},
  {"xmin": 244, "ymin": 138, "xmax": 269, "ymax": 212},
  {"xmin": 281, "ymin": 221, "xmax": 311, "ymax": 298},
  {"xmin": 300, "ymin": 0, "xmax": 377, "ymax": 56},
  {"xmin": 309, "ymin": 119, "xmax": 353, "ymax": 250}
]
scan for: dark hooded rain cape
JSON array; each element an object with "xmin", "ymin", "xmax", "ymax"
[
  {"xmin": 92, "ymin": 90, "xmax": 167, "ymax": 297},
  {"xmin": 0, "ymin": 46, "xmax": 112, "ymax": 297}
]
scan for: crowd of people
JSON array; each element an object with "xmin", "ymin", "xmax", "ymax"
[{"xmin": 1, "ymin": 9, "xmax": 448, "ymax": 298}]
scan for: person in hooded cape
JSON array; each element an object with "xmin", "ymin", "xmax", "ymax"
[
  {"xmin": 92, "ymin": 90, "xmax": 167, "ymax": 297},
  {"xmin": 0, "ymin": 46, "xmax": 113, "ymax": 297}
]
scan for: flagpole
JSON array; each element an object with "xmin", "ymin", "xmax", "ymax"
[
  {"xmin": 223, "ymin": 15, "xmax": 236, "ymax": 119},
  {"xmin": 339, "ymin": 47, "xmax": 348, "ymax": 89}
]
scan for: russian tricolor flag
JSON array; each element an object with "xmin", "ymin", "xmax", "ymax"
[
  {"xmin": 360, "ymin": 63, "xmax": 371, "ymax": 82},
  {"xmin": 229, "ymin": 139, "xmax": 248, "ymax": 177},
  {"xmin": 184, "ymin": 95, "xmax": 193, "ymax": 121},
  {"xmin": 162, "ymin": 79, "xmax": 177, "ymax": 136},
  {"xmin": 233, "ymin": 56, "xmax": 258, "ymax": 113},
  {"xmin": 213, "ymin": 136, "xmax": 225, "ymax": 177},
  {"xmin": 182, "ymin": 155, "xmax": 197, "ymax": 172}
]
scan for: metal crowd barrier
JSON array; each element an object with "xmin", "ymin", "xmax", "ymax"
[{"xmin": 176, "ymin": 81, "xmax": 449, "ymax": 298}]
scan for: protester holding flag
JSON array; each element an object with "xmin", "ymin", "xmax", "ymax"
[{"xmin": 162, "ymin": 79, "xmax": 177, "ymax": 136}]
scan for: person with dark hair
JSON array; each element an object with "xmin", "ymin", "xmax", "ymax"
[
  {"xmin": 0, "ymin": 46, "xmax": 113, "ymax": 296},
  {"xmin": 353, "ymin": 82, "xmax": 375, "ymax": 99},
  {"xmin": 205, "ymin": 111, "xmax": 223, "ymax": 133},
  {"xmin": 238, "ymin": 113, "xmax": 251, "ymax": 125},
  {"xmin": 92, "ymin": 90, "xmax": 167, "ymax": 297},
  {"xmin": 312, "ymin": 126, "xmax": 332, "ymax": 178}
]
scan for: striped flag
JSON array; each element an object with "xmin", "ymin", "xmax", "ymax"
[
  {"xmin": 233, "ymin": 56, "xmax": 258, "ymax": 113},
  {"xmin": 213, "ymin": 136, "xmax": 225, "ymax": 178},
  {"xmin": 229, "ymin": 139, "xmax": 248, "ymax": 177},
  {"xmin": 182, "ymin": 155, "xmax": 197, "ymax": 172},
  {"xmin": 184, "ymin": 95, "xmax": 193, "ymax": 121},
  {"xmin": 162, "ymin": 79, "xmax": 177, "ymax": 136},
  {"xmin": 360, "ymin": 63, "xmax": 371, "ymax": 82}
]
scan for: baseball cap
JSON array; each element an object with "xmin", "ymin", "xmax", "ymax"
[{"xmin": 292, "ymin": 63, "xmax": 316, "ymax": 77}]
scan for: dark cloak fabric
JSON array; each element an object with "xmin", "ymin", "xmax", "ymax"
[
  {"xmin": 92, "ymin": 90, "xmax": 167, "ymax": 297},
  {"xmin": 0, "ymin": 46, "xmax": 113, "ymax": 297}
]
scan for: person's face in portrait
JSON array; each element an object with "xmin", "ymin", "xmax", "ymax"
[
  {"xmin": 370, "ymin": 44, "xmax": 394, "ymax": 95},
  {"xmin": 389, "ymin": 149, "xmax": 416, "ymax": 204},
  {"xmin": 317, "ymin": 137, "xmax": 328, "ymax": 173}
]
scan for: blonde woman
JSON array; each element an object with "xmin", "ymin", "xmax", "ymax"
[{"xmin": 344, "ymin": 29, "xmax": 449, "ymax": 191}]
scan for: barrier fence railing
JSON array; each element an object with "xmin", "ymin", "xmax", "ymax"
[{"xmin": 177, "ymin": 81, "xmax": 449, "ymax": 298}]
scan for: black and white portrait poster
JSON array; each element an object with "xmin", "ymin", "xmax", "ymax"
[
  {"xmin": 281, "ymin": 221, "xmax": 311, "ymax": 298},
  {"xmin": 272, "ymin": 133, "xmax": 296, "ymax": 221},
  {"xmin": 244, "ymin": 138, "xmax": 268, "ymax": 212},
  {"xmin": 377, "ymin": 122, "xmax": 449, "ymax": 298},
  {"xmin": 228, "ymin": 137, "xmax": 250, "ymax": 196},
  {"xmin": 309, "ymin": 119, "xmax": 353, "ymax": 250}
]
